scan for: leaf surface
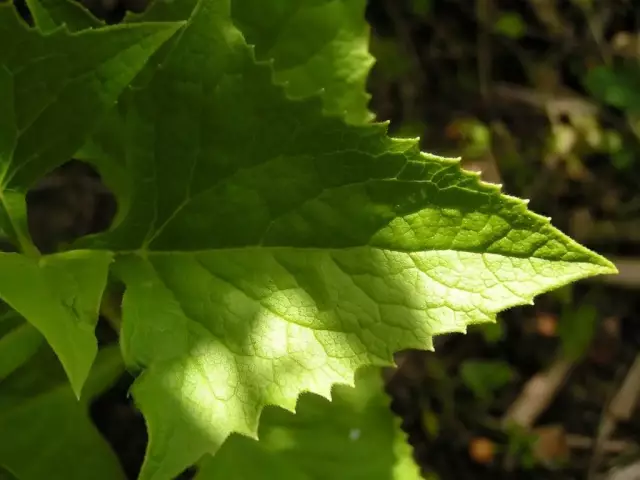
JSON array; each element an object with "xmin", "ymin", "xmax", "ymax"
[
  {"xmin": 0, "ymin": 4, "xmax": 182, "ymax": 394},
  {"xmin": 125, "ymin": 0, "xmax": 375, "ymax": 124},
  {"xmin": 71, "ymin": 1, "xmax": 616, "ymax": 478},
  {"xmin": 25, "ymin": 0, "xmax": 100, "ymax": 32},
  {"xmin": 0, "ymin": 309, "xmax": 42, "ymax": 381},
  {"xmin": 196, "ymin": 367, "xmax": 421, "ymax": 480},
  {"xmin": 77, "ymin": 0, "xmax": 372, "ymax": 172},
  {"xmin": 0, "ymin": 343, "xmax": 125, "ymax": 480},
  {"xmin": 232, "ymin": 0, "xmax": 374, "ymax": 123},
  {"xmin": 0, "ymin": 5, "xmax": 181, "ymax": 193},
  {"xmin": 0, "ymin": 251, "xmax": 111, "ymax": 395}
]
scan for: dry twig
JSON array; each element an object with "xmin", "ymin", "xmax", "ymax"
[
  {"xmin": 589, "ymin": 355, "xmax": 640, "ymax": 479},
  {"xmin": 502, "ymin": 356, "xmax": 574, "ymax": 428}
]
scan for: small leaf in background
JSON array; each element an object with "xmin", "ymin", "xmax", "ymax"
[
  {"xmin": 493, "ymin": 12, "xmax": 526, "ymax": 39},
  {"xmin": 460, "ymin": 360, "xmax": 514, "ymax": 402},
  {"xmin": 506, "ymin": 425, "xmax": 539, "ymax": 469},
  {"xmin": 447, "ymin": 118, "xmax": 491, "ymax": 158},
  {"xmin": 584, "ymin": 64, "xmax": 640, "ymax": 112},
  {"xmin": 601, "ymin": 129, "xmax": 624, "ymax": 153},
  {"xmin": 474, "ymin": 319, "xmax": 505, "ymax": 344},
  {"xmin": 410, "ymin": 0, "xmax": 433, "ymax": 17},
  {"xmin": 25, "ymin": 0, "xmax": 100, "ymax": 32},
  {"xmin": 421, "ymin": 409, "xmax": 440, "ymax": 438},
  {"xmin": 611, "ymin": 149, "xmax": 635, "ymax": 170},
  {"xmin": 558, "ymin": 303, "xmax": 598, "ymax": 360}
]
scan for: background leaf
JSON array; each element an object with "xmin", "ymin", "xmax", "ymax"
[
  {"xmin": 25, "ymin": 0, "xmax": 100, "ymax": 32},
  {"xmin": 196, "ymin": 367, "xmax": 421, "ymax": 480},
  {"xmin": 460, "ymin": 360, "xmax": 514, "ymax": 402},
  {"xmin": 584, "ymin": 64, "xmax": 640, "ymax": 113},
  {"xmin": 0, "ymin": 308, "xmax": 42, "ymax": 382},
  {"xmin": 0, "ymin": 344, "xmax": 125, "ymax": 480}
]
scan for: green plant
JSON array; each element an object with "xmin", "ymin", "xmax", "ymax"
[
  {"xmin": 0, "ymin": 0, "xmax": 616, "ymax": 479},
  {"xmin": 460, "ymin": 359, "xmax": 513, "ymax": 402}
]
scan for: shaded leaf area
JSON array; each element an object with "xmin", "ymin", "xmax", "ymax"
[{"xmin": 0, "ymin": 306, "xmax": 125, "ymax": 480}]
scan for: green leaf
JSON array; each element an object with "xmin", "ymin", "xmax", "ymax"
[
  {"xmin": 0, "ymin": 3, "xmax": 183, "ymax": 394},
  {"xmin": 493, "ymin": 12, "xmax": 526, "ymax": 39},
  {"xmin": 196, "ymin": 367, "xmax": 420, "ymax": 480},
  {"xmin": 78, "ymin": 0, "xmax": 373, "ymax": 173},
  {"xmin": 71, "ymin": 1, "xmax": 615, "ymax": 477},
  {"xmin": 25, "ymin": 0, "xmax": 101, "ymax": 32},
  {"xmin": 0, "ymin": 344, "xmax": 125, "ymax": 480},
  {"xmin": 584, "ymin": 64, "xmax": 640, "ymax": 113},
  {"xmin": 136, "ymin": 0, "xmax": 375, "ymax": 123},
  {"xmin": 232, "ymin": 0, "xmax": 375, "ymax": 124},
  {"xmin": 460, "ymin": 360, "xmax": 513, "ymax": 401},
  {"xmin": 558, "ymin": 303, "xmax": 598, "ymax": 360},
  {"xmin": 0, "ymin": 5, "xmax": 182, "ymax": 193},
  {"xmin": 0, "ymin": 251, "xmax": 112, "ymax": 396},
  {"xmin": 0, "ymin": 312, "xmax": 43, "ymax": 382}
]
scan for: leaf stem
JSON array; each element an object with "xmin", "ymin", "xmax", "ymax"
[{"xmin": 0, "ymin": 189, "xmax": 40, "ymax": 258}]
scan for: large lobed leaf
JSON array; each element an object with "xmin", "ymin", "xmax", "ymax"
[
  {"xmin": 63, "ymin": 0, "xmax": 615, "ymax": 478},
  {"xmin": 0, "ymin": 0, "xmax": 616, "ymax": 478}
]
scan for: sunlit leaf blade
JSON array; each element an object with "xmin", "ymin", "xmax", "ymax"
[
  {"xmin": 195, "ymin": 367, "xmax": 421, "ymax": 480},
  {"xmin": 0, "ymin": 344, "xmax": 125, "ymax": 480},
  {"xmin": 71, "ymin": 0, "xmax": 616, "ymax": 477}
]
